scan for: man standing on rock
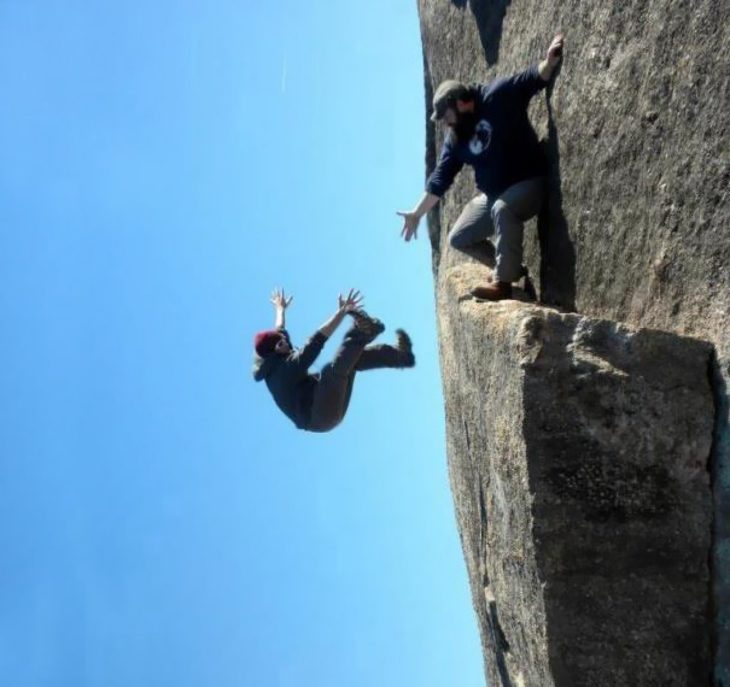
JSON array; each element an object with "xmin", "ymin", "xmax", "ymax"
[
  {"xmin": 397, "ymin": 34, "xmax": 564, "ymax": 301},
  {"xmin": 253, "ymin": 289, "xmax": 415, "ymax": 433}
]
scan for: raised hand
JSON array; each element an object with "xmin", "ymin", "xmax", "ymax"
[
  {"xmin": 270, "ymin": 287, "xmax": 293, "ymax": 311},
  {"xmin": 338, "ymin": 288, "xmax": 364, "ymax": 313}
]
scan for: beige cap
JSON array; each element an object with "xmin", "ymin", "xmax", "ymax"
[{"xmin": 430, "ymin": 79, "xmax": 468, "ymax": 122}]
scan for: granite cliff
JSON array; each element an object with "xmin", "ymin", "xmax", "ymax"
[{"xmin": 416, "ymin": 1, "xmax": 729, "ymax": 684}]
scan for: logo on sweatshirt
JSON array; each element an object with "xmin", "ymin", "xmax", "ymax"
[{"xmin": 469, "ymin": 120, "xmax": 493, "ymax": 156}]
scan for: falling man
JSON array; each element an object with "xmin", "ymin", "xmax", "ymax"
[{"xmin": 253, "ymin": 289, "xmax": 415, "ymax": 432}]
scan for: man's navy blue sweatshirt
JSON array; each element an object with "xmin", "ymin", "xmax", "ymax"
[{"xmin": 426, "ymin": 65, "xmax": 548, "ymax": 199}]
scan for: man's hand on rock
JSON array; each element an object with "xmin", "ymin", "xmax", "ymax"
[{"xmin": 547, "ymin": 33, "xmax": 564, "ymax": 67}]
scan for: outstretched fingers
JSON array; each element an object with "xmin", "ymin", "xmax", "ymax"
[
  {"xmin": 339, "ymin": 288, "xmax": 364, "ymax": 312},
  {"xmin": 397, "ymin": 211, "xmax": 418, "ymax": 241},
  {"xmin": 270, "ymin": 287, "xmax": 293, "ymax": 308}
]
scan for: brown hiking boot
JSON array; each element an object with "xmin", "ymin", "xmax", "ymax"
[
  {"xmin": 470, "ymin": 281, "xmax": 513, "ymax": 301},
  {"xmin": 483, "ymin": 267, "xmax": 535, "ymax": 300},
  {"xmin": 349, "ymin": 309, "xmax": 385, "ymax": 339},
  {"xmin": 395, "ymin": 328, "xmax": 415, "ymax": 367}
]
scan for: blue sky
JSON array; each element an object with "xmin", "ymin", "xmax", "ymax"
[{"xmin": 0, "ymin": 2, "xmax": 483, "ymax": 685}]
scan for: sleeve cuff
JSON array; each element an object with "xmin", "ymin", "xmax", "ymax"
[{"xmin": 425, "ymin": 181, "xmax": 444, "ymax": 197}]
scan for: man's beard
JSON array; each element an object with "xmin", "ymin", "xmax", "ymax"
[{"xmin": 450, "ymin": 111, "xmax": 477, "ymax": 143}]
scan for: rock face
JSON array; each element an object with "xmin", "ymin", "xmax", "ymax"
[
  {"xmin": 416, "ymin": 0, "xmax": 729, "ymax": 683},
  {"xmin": 441, "ymin": 265, "xmax": 714, "ymax": 685}
]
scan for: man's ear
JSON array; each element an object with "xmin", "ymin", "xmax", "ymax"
[{"xmin": 455, "ymin": 98, "xmax": 473, "ymax": 113}]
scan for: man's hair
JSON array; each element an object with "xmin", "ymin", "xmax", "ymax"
[{"xmin": 254, "ymin": 330, "xmax": 283, "ymax": 358}]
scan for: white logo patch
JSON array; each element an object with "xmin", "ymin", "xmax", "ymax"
[{"xmin": 469, "ymin": 119, "xmax": 493, "ymax": 155}]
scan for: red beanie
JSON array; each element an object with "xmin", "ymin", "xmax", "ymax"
[{"xmin": 254, "ymin": 330, "xmax": 282, "ymax": 358}]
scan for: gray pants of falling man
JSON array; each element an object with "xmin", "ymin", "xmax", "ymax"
[
  {"xmin": 448, "ymin": 177, "xmax": 545, "ymax": 283},
  {"xmin": 306, "ymin": 327, "xmax": 407, "ymax": 433}
]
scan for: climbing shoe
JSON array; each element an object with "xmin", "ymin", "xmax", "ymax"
[
  {"xmin": 395, "ymin": 328, "xmax": 416, "ymax": 367},
  {"xmin": 471, "ymin": 281, "xmax": 513, "ymax": 301},
  {"xmin": 349, "ymin": 309, "xmax": 386, "ymax": 338}
]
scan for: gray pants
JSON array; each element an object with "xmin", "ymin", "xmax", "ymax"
[
  {"xmin": 307, "ymin": 328, "xmax": 406, "ymax": 433},
  {"xmin": 449, "ymin": 177, "xmax": 545, "ymax": 283}
]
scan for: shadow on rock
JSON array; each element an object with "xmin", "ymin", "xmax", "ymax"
[
  {"xmin": 468, "ymin": 0, "xmax": 512, "ymax": 66},
  {"xmin": 538, "ymin": 69, "xmax": 577, "ymax": 311},
  {"xmin": 487, "ymin": 600, "xmax": 514, "ymax": 687},
  {"xmin": 711, "ymin": 349, "xmax": 730, "ymax": 686}
]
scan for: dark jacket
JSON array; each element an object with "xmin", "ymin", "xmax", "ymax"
[
  {"xmin": 252, "ymin": 328, "xmax": 327, "ymax": 429},
  {"xmin": 426, "ymin": 65, "xmax": 547, "ymax": 199}
]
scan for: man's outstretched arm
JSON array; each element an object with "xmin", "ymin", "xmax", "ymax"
[
  {"xmin": 271, "ymin": 288, "xmax": 293, "ymax": 329},
  {"xmin": 294, "ymin": 289, "xmax": 365, "ymax": 370},
  {"xmin": 317, "ymin": 289, "xmax": 363, "ymax": 339},
  {"xmin": 398, "ymin": 128, "xmax": 465, "ymax": 243}
]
